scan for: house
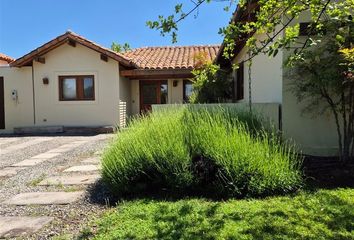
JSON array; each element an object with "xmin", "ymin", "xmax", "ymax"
[
  {"xmin": 0, "ymin": 31, "xmax": 219, "ymax": 134},
  {"xmin": 215, "ymin": 3, "xmax": 339, "ymax": 156},
  {"xmin": 0, "ymin": 17, "xmax": 339, "ymax": 156}
]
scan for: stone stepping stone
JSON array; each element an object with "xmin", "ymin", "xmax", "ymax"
[
  {"xmin": 31, "ymin": 153, "xmax": 60, "ymax": 159},
  {"xmin": 0, "ymin": 216, "xmax": 53, "ymax": 238},
  {"xmin": 3, "ymin": 191, "xmax": 84, "ymax": 205},
  {"xmin": 12, "ymin": 159, "xmax": 46, "ymax": 167},
  {"xmin": 45, "ymin": 141, "xmax": 88, "ymax": 154},
  {"xmin": 64, "ymin": 165, "xmax": 101, "ymax": 172},
  {"xmin": 0, "ymin": 167, "xmax": 25, "ymax": 178},
  {"xmin": 46, "ymin": 147, "xmax": 74, "ymax": 153},
  {"xmin": 39, "ymin": 174, "xmax": 101, "ymax": 186},
  {"xmin": 12, "ymin": 153, "xmax": 61, "ymax": 167},
  {"xmin": 81, "ymin": 157, "xmax": 100, "ymax": 164},
  {"xmin": 0, "ymin": 138, "xmax": 52, "ymax": 155}
]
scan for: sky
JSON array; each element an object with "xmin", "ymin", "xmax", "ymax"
[{"xmin": 0, "ymin": 0, "xmax": 236, "ymax": 59}]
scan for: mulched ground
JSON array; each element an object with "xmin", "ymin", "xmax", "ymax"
[{"xmin": 303, "ymin": 155, "xmax": 354, "ymax": 188}]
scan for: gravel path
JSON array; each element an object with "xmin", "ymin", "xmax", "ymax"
[{"xmin": 0, "ymin": 134, "xmax": 114, "ymax": 239}]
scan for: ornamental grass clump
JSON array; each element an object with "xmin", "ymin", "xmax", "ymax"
[{"xmin": 102, "ymin": 106, "xmax": 302, "ymax": 198}]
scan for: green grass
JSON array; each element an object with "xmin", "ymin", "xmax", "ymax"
[
  {"xmin": 27, "ymin": 173, "xmax": 46, "ymax": 187},
  {"xmin": 102, "ymin": 106, "xmax": 302, "ymax": 197},
  {"xmin": 84, "ymin": 188, "xmax": 354, "ymax": 240}
]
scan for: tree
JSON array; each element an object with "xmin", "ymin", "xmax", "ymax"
[
  {"xmin": 288, "ymin": 18, "xmax": 353, "ymax": 163},
  {"xmin": 189, "ymin": 51, "xmax": 233, "ymax": 103},
  {"xmin": 147, "ymin": 0, "xmax": 353, "ymax": 60},
  {"xmin": 147, "ymin": 0, "xmax": 354, "ymax": 161},
  {"xmin": 111, "ymin": 42, "xmax": 131, "ymax": 53}
]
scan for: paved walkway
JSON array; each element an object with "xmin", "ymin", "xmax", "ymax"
[{"xmin": 0, "ymin": 134, "xmax": 112, "ymax": 239}]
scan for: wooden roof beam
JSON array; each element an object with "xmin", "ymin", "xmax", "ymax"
[{"xmin": 120, "ymin": 69, "xmax": 194, "ymax": 80}]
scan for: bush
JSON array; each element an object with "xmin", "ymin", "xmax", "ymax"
[{"xmin": 102, "ymin": 106, "xmax": 302, "ymax": 197}]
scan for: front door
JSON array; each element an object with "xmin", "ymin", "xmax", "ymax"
[
  {"xmin": 140, "ymin": 80, "xmax": 168, "ymax": 113},
  {"xmin": 0, "ymin": 77, "xmax": 5, "ymax": 129}
]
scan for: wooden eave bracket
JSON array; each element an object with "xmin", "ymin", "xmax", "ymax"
[
  {"xmin": 35, "ymin": 57, "xmax": 45, "ymax": 64},
  {"xmin": 68, "ymin": 39, "xmax": 76, "ymax": 47},
  {"xmin": 100, "ymin": 54, "xmax": 108, "ymax": 62}
]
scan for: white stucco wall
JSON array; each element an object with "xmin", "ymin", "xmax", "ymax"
[
  {"xmin": 0, "ymin": 66, "xmax": 34, "ymax": 133},
  {"xmin": 281, "ymin": 71, "xmax": 339, "ymax": 155},
  {"xmin": 281, "ymin": 12, "xmax": 339, "ymax": 155},
  {"xmin": 32, "ymin": 43, "xmax": 121, "ymax": 128},
  {"xmin": 230, "ymin": 18, "xmax": 339, "ymax": 155},
  {"xmin": 168, "ymin": 79, "xmax": 184, "ymax": 104},
  {"xmin": 232, "ymin": 28, "xmax": 283, "ymax": 104}
]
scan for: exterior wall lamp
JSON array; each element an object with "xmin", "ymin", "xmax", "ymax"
[{"xmin": 42, "ymin": 77, "xmax": 49, "ymax": 85}]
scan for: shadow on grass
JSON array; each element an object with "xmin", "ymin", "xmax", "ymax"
[
  {"xmin": 86, "ymin": 177, "xmax": 246, "ymax": 207},
  {"xmin": 81, "ymin": 185, "xmax": 354, "ymax": 240},
  {"xmin": 86, "ymin": 168, "xmax": 354, "ymax": 206}
]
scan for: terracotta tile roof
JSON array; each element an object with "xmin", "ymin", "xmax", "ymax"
[
  {"xmin": 124, "ymin": 45, "xmax": 220, "ymax": 70},
  {"xmin": 10, "ymin": 31, "xmax": 136, "ymax": 68},
  {"xmin": 9, "ymin": 31, "xmax": 220, "ymax": 70},
  {"xmin": 0, "ymin": 53, "xmax": 14, "ymax": 64}
]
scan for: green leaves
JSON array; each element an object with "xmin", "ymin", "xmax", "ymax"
[
  {"xmin": 191, "ymin": 63, "xmax": 233, "ymax": 103},
  {"xmin": 175, "ymin": 3, "xmax": 183, "ymax": 13},
  {"xmin": 111, "ymin": 42, "xmax": 131, "ymax": 53},
  {"xmin": 146, "ymin": 14, "xmax": 179, "ymax": 43},
  {"xmin": 146, "ymin": 0, "xmax": 234, "ymax": 43},
  {"xmin": 147, "ymin": 0, "xmax": 352, "ymax": 65}
]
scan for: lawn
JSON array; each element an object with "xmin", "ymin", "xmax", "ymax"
[{"xmin": 84, "ymin": 188, "xmax": 354, "ymax": 240}]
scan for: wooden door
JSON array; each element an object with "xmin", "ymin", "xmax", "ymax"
[
  {"xmin": 0, "ymin": 77, "xmax": 5, "ymax": 129},
  {"xmin": 139, "ymin": 80, "xmax": 168, "ymax": 113}
]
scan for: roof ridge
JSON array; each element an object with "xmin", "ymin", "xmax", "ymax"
[
  {"xmin": 125, "ymin": 44, "xmax": 221, "ymax": 52},
  {"xmin": 10, "ymin": 31, "xmax": 136, "ymax": 68},
  {"xmin": 64, "ymin": 31, "xmax": 134, "ymax": 61}
]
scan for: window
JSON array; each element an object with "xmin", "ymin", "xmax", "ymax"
[
  {"xmin": 299, "ymin": 22, "xmax": 325, "ymax": 36},
  {"xmin": 299, "ymin": 22, "xmax": 312, "ymax": 36},
  {"xmin": 59, "ymin": 75, "xmax": 95, "ymax": 101},
  {"xmin": 235, "ymin": 62, "xmax": 244, "ymax": 101},
  {"xmin": 183, "ymin": 80, "xmax": 193, "ymax": 103}
]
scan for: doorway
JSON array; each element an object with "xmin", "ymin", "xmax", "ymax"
[{"xmin": 139, "ymin": 80, "xmax": 168, "ymax": 113}]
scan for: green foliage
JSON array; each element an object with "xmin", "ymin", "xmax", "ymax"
[
  {"xmin": 111, "ymin": 42, "xmax": 131, "ymax": 53},
  {"xmin": 147, "ymin": 0, "xmax": 353, "ymax": 61},
  {"xmin": 220, "ymin": 0, "xmax": 354, "ymax": 60},
  {"xmin": 190, "ymin": 63, "xmax": 233, "ymax": 103},
  {"xmin": 146, "ymin": 0, "xmax": 232, "ymax": 43},
  {"xmin": 288, "ymin": 17, "xmax": 354, "ymax": 162},
  {"xmin": 91, "ymin": 188, "xmax": 354, "ymax": 240},
  {"xmin": 101, "ymin": 107, "xmax": 302, "ymax": 198}
]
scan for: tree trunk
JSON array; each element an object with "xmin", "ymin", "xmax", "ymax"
[
  {"xmin": 323, "ymin": 88, "xmax": 344, "ymax": 163},
  {"xmin": 341, "ymin": 90, "xmax": 350, "ymax": 164},
  {"xmin": 329, "ymin": 103, "xmax": 343, "ymax": 161}
]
